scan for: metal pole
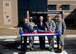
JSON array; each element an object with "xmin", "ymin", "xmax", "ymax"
[
  {"xmin": 27, "ymin": 0, "xmax": 30, "ymax": 19},
  {"xmin": 27, "ymin": 11, "xmax": 30, "ymax": 19}
]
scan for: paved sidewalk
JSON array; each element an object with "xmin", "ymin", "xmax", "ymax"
[
  {"xmin": 0, "ymin": 34, "xmax": 76, "ymax": 54},
  {"xmin": 26, "ymin": 51, "xmax": 68, "ymax": 54}
]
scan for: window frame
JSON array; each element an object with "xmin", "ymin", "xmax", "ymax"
[
  {"xmin": 48, "ymin": 5, "xmax": 57, "ymax": 10},
  {"xmin": 61, "ymin": 5, "xmax": 70, "ymax": 10}
]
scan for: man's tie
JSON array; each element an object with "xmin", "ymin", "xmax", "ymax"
[{"xmin": 40, "ymin": 21, "xmax": 42, "ymax": 27}]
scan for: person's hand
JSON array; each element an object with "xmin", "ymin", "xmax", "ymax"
[
  {"xmin": 34, "ymin": 30, "xmax": 37, "ymax": 33},
  {"xmin": 39, "ymin": 30, "xmax": 44, "ymax": 32},
  {"xmin": 35, "ymin": 24, "xmax": 37, "ymax": 26},
  {"xmin": 50, "ymin": 30, "xmax": 54, "ymax": 32}
]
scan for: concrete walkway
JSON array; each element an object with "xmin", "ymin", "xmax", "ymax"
[
  {"xmin": 0, "ymin": 45, "xmax": 68, "ymax": 54},
  {"xmin": 26, "ymin": 51, "xmax": 68, "ymax": 54},
  {"xmin": 0, "ymin": 34, "xmax": 76, "ymax": 54}
]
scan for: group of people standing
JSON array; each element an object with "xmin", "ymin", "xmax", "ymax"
[{"xmin": 20, "ymin": 14, "xmax": 66, "ymax": 52}]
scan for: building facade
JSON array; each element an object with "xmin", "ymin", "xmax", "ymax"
[
  {"xmin": 0, "ymin": 0, "xmax": 18, "ymax": 28},
  {"xmin": 18, "ymin": 0, "xmax": 76, "ymax": 28},
  {"xmin": 0, "ymin": 0, "xmax": 76, "ymax": 28},
  {"xmin": 47, "ymin": 0, "xmax": 76, "ymax": 27}
]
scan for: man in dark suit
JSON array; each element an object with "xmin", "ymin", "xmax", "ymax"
[
  {"xmin": 21, "ymin": 18, "xmax": 34, "ymax": 52},
  {"xmin": 37, "ymin": 16, "xmax": 45, "ymax": 49}
]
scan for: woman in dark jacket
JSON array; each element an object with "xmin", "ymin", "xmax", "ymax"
[{"xmin": 21, "ymin": 18, "xmax": 34, "ymax": 52}]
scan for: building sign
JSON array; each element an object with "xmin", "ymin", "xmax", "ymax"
[
  {"xmin": 31, "ymin": 11, "xmax": 62, "ymax": 14},
  {"xmin": 3, "ymin": 1, "xmax": 12, "ymax": 25}
]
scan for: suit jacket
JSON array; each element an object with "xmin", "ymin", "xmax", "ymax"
[
  {"xmin": 21, "ymin": 23, "xmax": 33, "ymax": 33},
  {"xmin": 37, "ymin": 21, "xmax": 45, "ymax": 31}
]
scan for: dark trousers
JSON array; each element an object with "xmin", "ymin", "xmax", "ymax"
[
  {"xmin": 39, "ymin": 36, "xmax": 45, "ymax": 49},
  {"xmin": 21, "ymin": 36, "xmax": 27, "ymax": 52},
  {"xmin": 57, "ymin": 35, "xmax": 60, "ymax": 50}
]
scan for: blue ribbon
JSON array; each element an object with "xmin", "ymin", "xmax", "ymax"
[
  {"xmin": 19, "ymin": 28, "xmax": 24, "ymax": 35},
  {"xmin": 56, "ymin": 29, "xmax": 61, "ymax": 35}
]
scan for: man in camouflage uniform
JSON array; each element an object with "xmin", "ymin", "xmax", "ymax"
[
  {"xmin": 54, "ymin": 14, "xmax": 66, "ymax": 52},
  {"xmin": 45, "ymin": 16, "xmax": 56, "ymax": 52}
]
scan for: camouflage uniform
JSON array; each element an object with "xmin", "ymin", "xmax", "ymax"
[
  {"xmin": 45, "ymin": 20, "xmax": 56, "ymax": 49},
  {"xmin": 28, "ymin": 22, "xmax": 35, "ymax": 50},
  {"xmin": 54, "ymin": 18, "xmax": 66, "ymax": 46}
]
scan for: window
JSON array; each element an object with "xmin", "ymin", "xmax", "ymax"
[
  {"xmin": 6, "ymin": 15, "xmax": 9, "ymax": 18},
  {"xmin": 8, "ymin": 19, "xmax": 11, "ymax": 22},
  {"xmin": 48, "ymin": 5, "xmax": 56, "ymax": 10},
  {"xmin": 61, "ymin": 5, "xmax": 70, "ymax": 10},
  {"xmin": 5, "ymin": 3, "xmax": 9, "ymax": 7}
]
